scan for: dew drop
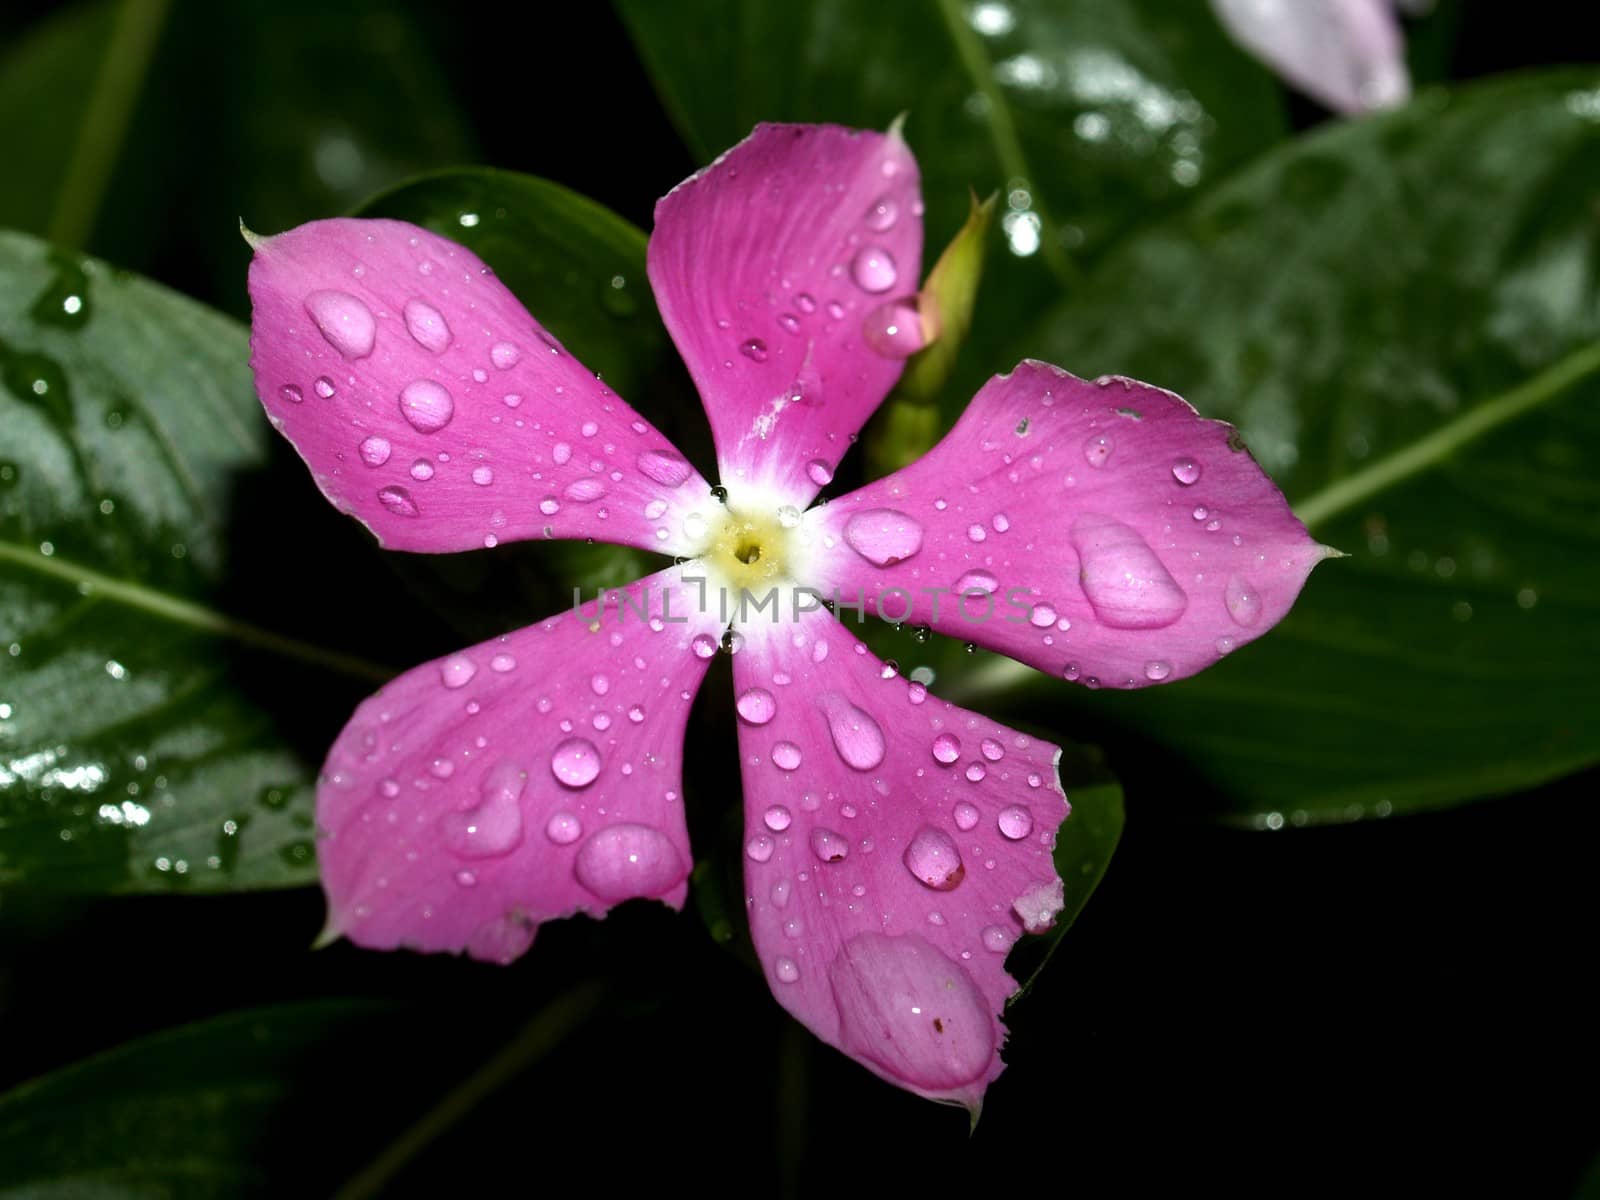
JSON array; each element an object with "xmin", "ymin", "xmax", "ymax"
[
  {"xmin": 442, "ymin": 761, "xmax": 526, "ymax": 858},
  {"xmin": 772, "ymin": 741, "xmax": 802, "ymax": 771},
  {"xmin": 1225, "ymin": 575, "xmax": 1264, "ymax": 626},
  {"xmin": 819, "ymin": 695, "xmax": 886, "ymax": 771},
  {"xmin": 359, "ymin": 435, "xmax": 391, "ymax": 467},
  {"xmin": 399, "ymin": 380, "xmax": 454, "ymax": 433},
  {"xmin": 1172, "ymin": 457, "xmax": 1202, "ymax": 485},
  {"xmin": 691, "ymin": 634, "xmax": 718, "ymax": 659},
  {"xmin": 490, "ymin": 653, "xmax": 516, "ymax": 672},
  {"xmin": 564, "ymin": 478, "xmax": 607, "ymax": 502},
  {"xmin": 953, "ymin": 570, "xmax": 999, "ymax": 596},
  {"xmin": 862, "ymin": 297, "xmax": 925, "ymax": 358},
  {"xmin": 539, "ymin": 496, "xmax": 560, "ymax": 515},
  {"xmin": 981, "ymin": 925, "xmax": 1013, "ymax": 953},
  {"xmin": 843, "ymin": 508, "xmax": 923, "ymax": 566},
  {"xmin": 546, "ymin": 811, "xmax": 582, "ymax": 845},
  {"xmin": 637, "ymin": 448, "xmax": 693, "ymax": 487},
  {"xmin": 472, "ymin": 465, "xmax": 494, "ymax": 487},
  {"xmin": 574, "ymin": 824, "xmax": 686, "ymax": 901},
  {"xmin": 376, "ymin": 485, "xmax": 418, "ymax": 517},
  {"xmin": 1144, "ymin": 659, "xmax": 1173, "ymax": 681},
  {"xmin": 864, "ymin": 194, "xmax": 899, "ymax": 231},
  {"xmin": 774, "ymin": 956, "xmax": 800, "ymax": 983},
  {"xmin": 736, "ymin": 687, "xmax": 777, "ymax": 725},
  {"xmin": 850, "ymin": 245, "xmax": 898, "ymax": 293},
  {"xmin": 440, "ymin": 655, "xmax": 477, "ymax": 689},
  {"xmin": 411, "ymin": 459, "xmax": 435, "ymax": 481},
  {"xmin": 810, "ymin": 827, "xmax": 850, "ymax": 863},
  {"xmin": 980, "ymin": 737, "xmax": 1004, "ymax": 762},
  {"xmin": 1071, "ymin": 513, "xmax": 1188, "ymax": 629},
  {"xmin": 806, "ymin": 459, "xmax": 834, "ymax": 487},
  {"xmin": 314, "ymin": 376, "xmax": 336, "ymax": 399},
  {"xmin": 763, "ymin": 804, "xmax": 793, "ymax": 832},
  {"xmin": 403, "ymin": 298, "xmax": 452, "ymax": 353},
  {"xmin": 903, "ymin": 827, "xmax": 965, "ymax": 891},
  {"xmin": 1083, "ymin": 433, "xmax": 1114, "ymax": 468},
  {"xmin": 280, "ymin": 384, "xmax": 304, "ymax": 404},
  {"xmin": 490, "ymin": 341, "xmax": 521, "ymax": 369},
  {"xmin": 747, "ymin": 834, "xmax": 775, "ymax": 863},
  {"xmin": 932, "ymin": 733, "xmax": 961, "ymax": 765},
  {"xmin": 953, "ymin": 801, "xmax": 980, "ymax": 831},
  {"xmin": 997, "ymin": 805, "xmax": 1034, "ymax": 840},
  {"xmin": 305, "ymin": 290, "xmax": 376, "ymax": 358},
  {"xmin": 553, "ymin": 442, "xmax": 573, "ymax": 466},
  {"xmin": 1029, "ymin": 602, "xmax": 1057, "ymax": 628},
  {"xmin": 740, "ymin": 338, "xmax": 768, "ymax": 362},
  {"xmin": 965, "ymin": 762, "xmax": 987, "ymax": 783},
  {"xmin": 550, "ymin": 737, "xmax": 602, "ymax": 788}
]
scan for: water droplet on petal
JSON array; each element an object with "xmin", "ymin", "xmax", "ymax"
[
  {"xmin": 829, "ymin": 933, "xmax": 995, "ymax": 1088},
  {"xmin": 932, "ymin": 733, "xmax": 961, "ymax": 765},
  {"xmin": 954, "ymin": 570, "xmax": 998, "ymax": 597},
  {"xmin": 953, "ymin": 801, "xmax": 980, "ymax": 831},
  {"xmin": 490, "ymin": 653, "xmax": 516, "ymax": 672},
  {"xmin": 1144, "ymin": 659, "xmax": 1173, "ymax": 681},
  {"xmin": 740, "ymin": 338, "xmax": 768, "ymax": 362},
  {"xmin": 747, "ymin": 834, "xmax": 775, "ymax": 863},
  {"xmin": 399, "ymin": 380, "xmax": 454, "ymax": 433},
  {"xmin": 844, "ymin": 508, "xmax": 923, "ymax": 566},
  {"xmin": 403, "ymin": 298, "xmax": 452, "ymax": 353},
  {"xmin": 865, "ymin": 195, "xmax": 899, "ymax": 231},
  {"xmin": 472, "ymin": 465, "xmax": 494, "ymax": 486},
  {"xmin": 691, "ymin": 634, "xmax": 718, "ymax": 659},
  {"xmin": 980, "ymin": 737, "xmax": 1004, "ymax": 761},
  {"xmin": 550, "ymin": 737, "xmax": 602, "ymax": 788},
  {"xmin": 490, "ymin": 341, "xmax": 521, "ymax": 369},
  {"xmin": 314, "ymin": 376, "xmax": 336, "ymax": 399},
  {"xmin": 574, "ymin": 823, "xmax": 686, "ymax": 900},
  {"xmin": 772, "ymin": 741, "xmax": 803, "ymax": 771},
  {"xmin": 546, "ymin": 811, "xmax": 582, "ymax": 844},
  {"xmin": 1072, "ymin": 513, "xmax": 1188, "ymax": 629},
  {"xmin": 443, "ymin": 761, "xmax": 526, "ymax": 858},
  {"xmin": 810, "ymin": 827, "xmax": 850, "ymax": 863},
  {"xmin": 997, "ymin": 805, "xmax": 1034, "ymax": 840},
  {"xmin": 774, "ymin": 955, "xmax": 800, "ymax": 983},
  {"xmin": 1172, "ymin": 457, "xmax": 1201, "ymax": 485},
  {"xmin": 564, "ymin": 478, "xmax": 606, "ymax": 502},
  {"xmin": 862, "ymin": 297, "xmax": 925, "ymax": 358},
  {"xmin": 376, "ymin": 485, "xmax": 418, "ymax": 517},
  {"xmin": 1225, "ymin": 575, "xmax": 1263, "ymax": 626},
  {"xmin": 305, "ymin": 290, "xmax": 376, "ymax": 358},
  {"xmin": 763, "ymin": 805, "xmax": 793, "ymax": 832},
  {"xmin": 736, "ymin": 687, "xmax": 777, "ymax": 725},
  {"xmin": 1083, "ymin": 433, "xmax": 1114, "ymax": 468},
  {"xmin": 440, "ymin": 655, "xmax": 476, "ymax": 688},
  {"xmin": 1029, "ymin": 602, "xmax": 1056, "ymax": 628},
  {"xmin": 410, "ymin": 459, "xmax": 435, "ymax": 481},
  {"xmin": 903, "ymin": 827, "xmax": 965, "ymax": 890},
  {"xmin": 850, "ymin": 245, "xmax": 898, "ymax": 293},
  {"xmin": 637, "ymin": 448, "xmax": 693, "ymax": 487},
  {"xmin": 819, "ymin": 695, "xmax": 886, "ymax": 771},
  {"xmin": 965, "ymin": 762, "xmax": 987, "ymax": 782},
  {"xmin": 806, "ymin": 459, "xmax": 834, "ymax": 487},
  {"xmin": 359, "ymin": 436, "xmax": 391, "ymax": 467},
  {"xmin": 981, "ymin": 925, "xmax": 1013, "ymax": 953},
  {"xmin": 539, "ymin": 496, "xmax": 560, "ymax": 515},
  {"xmin": 280, "ymin": 384, "xmax": 303, "ymax": 404}
]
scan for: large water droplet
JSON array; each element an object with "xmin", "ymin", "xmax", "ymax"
[
  {"xmin": 953, "ymin": 570, "xmax": 998, "ymax": 597},
  {"xmin": 440, "ymin": 654, "xmax": 476, "ymax": 689},
  {"xmin": 1144, "ymin": 660, "xmax": 1173, "ymax": 681},
  {"xmin": 1225, "ymin": 575, "xmax": 1263, "ymax": 626},
  {"xmin": 691, "ymin": 634, "xmax": 718, "ymax": 659},
  {"xmin": 574, "ymin": 823, "xmax": 686, "ymax": 901},
  {"xmin": 850, "ymin": 245, "xmax": 898, "ymax": 293},
  {"xmin": 638, "ymin": 448, "xmax": 693, "ymax": 488},
  {"xmin": 400, "ymin": 380, "xmax": 454, "ymax": 433},
  {"xmin": 443, "ymin": 761, "xmax": 526, "ymax": 858},
  {"xmin": 1071, "ymin": 513, "xmax": 1188, "ymax": 629},
  {"xmin": 1029, "ymin": 602, "xmax": 1057, "ymax": 628},
  {"xmin": 1172, "ymin": 457, "xmax": 1202, "ymax": 485},
  {"xmin": 774, "ymin": 956, "xmax": 800, "ymax": 983},
  {"xmin": 305, "ymin": 290, "xmax": 375, "ymax": 358},
  {"xmin": 403, "ymin": 298, "xmax": 452, "ymax": 353},
  {"xmin": 806, "ymin": 459, "xmax": 834, "ymax": 487},
  {"xmin": 564, "ymin": 478, "xmax": 606, "ymax": 502},
  {"xmin": 932, "ymin": 733, "xmax": 961, "ymax": 765},
  {"xmin": 953, "ymin": 801, "xmax": 979, "ymax": 831},
  {"xmin": 280, "ymin": 384, "xmax": 303, "ymax": 404},
  {"xmin": 810, "ymin": 827, "xmax": 850, "ymax": 863},
  {"xmin": 844, "ymin": 508, "xmax": 923, "ymax": 567},
  {"xmin": 490, "ymin": 341, "xmax": 521, "ymax": 369},
  {"xmin": 763, "ymin": 804, "xmax": 793, "ymax": 832},
  {"xmin": 819, "ymin": 695, "xmax": 886, "ymax": 771},
  {"xmin": 736, "ymin": 687, "xmax": 777, "ymax": 725},
  {"xmin": 862, "ymin": 298, "xmax": 925, "ymax": 358},
  {"xmin": 550, "ymin": 737, "xmax": 602, "ymax": 788},
  {"xmin": 865, "ymin": 194, "xmax": 899, "ymax": 231},
  {"xmin": 376, "ymin": 485, "xmax": 418, "ymax": 517},
  {"xmin": 828, "ymin": 933, "xmax": 995, "ymax": 1089},
  {"xmin": 997, "ymin": 805, "xmax": 1033, "ymax": 840},
  {"xmin": 740, "ymin": 338, "xmax": 768, "ymax": 362},
  {"xmin": 903, "ymin": 827, "xmax": 965, "ymax": 891},
  {"xmin": 546, "ymin": 811, "xmax": 583, "ymax": 844},
  {"xmin": 981, "ymin": 925, "xmax": 1013, "ymax": 953},
  {"xmin": 1083, "ymin": 433, "xmax": 1114, "ymax": 468},
  {"xmin": 772, "ymin": 741, "xmax": 802, "ymax": 771},
  {"xmin": 359, "ymin": 435, "xmax": 391, "ymax": 467}
]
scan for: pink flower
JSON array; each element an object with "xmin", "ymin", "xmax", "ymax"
[
  {"xmin": 246, "ymin": 123, "xmax": 1326, "ymax": 1110},
  {"xmin": 1211, "ymin": 0, "xmax": 1417, "ymax": 114}
]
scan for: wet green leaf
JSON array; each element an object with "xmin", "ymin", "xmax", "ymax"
[{"xmin": 965, "ymin": 72, "xmax": 1600, "ymax": 823}]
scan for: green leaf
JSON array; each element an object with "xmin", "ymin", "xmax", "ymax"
[
  {"xmin": 0, "ymin": 1000, "xmax": 435, "ymax": 1198},
  {"xmin": 964, "ymin": 72, "xmax": 1600, "ymax": 823},
  {"xmin": 616, "ymin": 0, "xmax": 1288, "ymax": 409},
  {"xmin": 0, "ymin": 230, "xmax": 359, "ymax": 892}
]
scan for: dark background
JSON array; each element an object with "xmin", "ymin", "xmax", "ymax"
[{"xmin": 1, "ymin": 2, "xmax": 1597, "ymax": 1195}]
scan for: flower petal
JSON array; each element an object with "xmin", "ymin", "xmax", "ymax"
[
  {"xmin": 648, "ymin": 123, "xmax": 923, "ymax": 503},
  {"xmin": 1210, "ymin": 0, "xmax": 1410, "ymax": 113},
  {"xmin": 247, "ymin": 218, "xmax": 711, "ymax": 555},
  {"xmin": 806, "ymin": 362, "xmax": 1330, "ymax": 689},
  {"xmin": 317, "ymin": 567, "xmax": 723, "ymax": 962},
  {"xmin": 731, "ymin": 608, "xmax": 1067, "ymax": 1108}
]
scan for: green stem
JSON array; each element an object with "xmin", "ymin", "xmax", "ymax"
[
  {"xmin": 46, "ymin": 0, "xmax": 172, "ymax": 249},
  {"xmin": 0, "ymin": 539, "xmax": 395, "ymax": 683},
  {"xmin": 932, "ymin": 0, "xmax": 1077, "ymax": 287},
  {"xmin": 1293, "ymin": 339, "xmax": 1600, "ymax": 531},
  {"xmin": 332, "ymin": 983, "xmax": 605, "ymax": 1200}
]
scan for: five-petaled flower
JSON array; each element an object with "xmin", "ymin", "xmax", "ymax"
[{"xmin": 246, "ymin": 122, "xmax": 1327, "ymax": 1111}]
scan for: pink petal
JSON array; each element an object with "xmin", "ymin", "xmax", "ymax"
[
  {"xmin": 648, "ymin": 123, "xmax": 923, "ymax": 503},
  {"xmin": 805, "ymin": 362, "xmax": 1330, "ymax": 690},
  {"xmin": 247, "ymin": 218, "xmax": 710, "ymax": 555},
  {"xmin": 1210, "ymin": 0, "xmax": 1410, "ymax": 113},
  {"xmin": 732, "ymin": 608, "xmax": 1067, "ymax": 1109},
  {"xmin": 316, "ymin": 567, "xmax": 724, "ymax": 962}
]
